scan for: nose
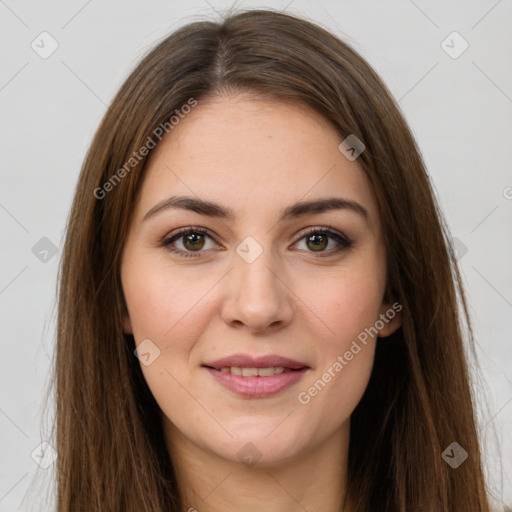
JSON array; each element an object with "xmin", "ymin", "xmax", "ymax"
[{"xmin": 219, "ymin": 246, "xmax": 294, "ymax": 334}]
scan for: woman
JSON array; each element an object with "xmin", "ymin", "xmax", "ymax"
[{"xmin": 52, "ymin": 8, "xmax": 493, "ymax": 511}]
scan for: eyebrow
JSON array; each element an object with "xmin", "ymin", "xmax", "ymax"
[{"xmin": 143, "ymin": 195, "xmax": 369, "ymax": 223}]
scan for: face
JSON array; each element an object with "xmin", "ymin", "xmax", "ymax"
[{"xmin": 120, "ymin": 94, "xmax": 401, "ymax": 467}]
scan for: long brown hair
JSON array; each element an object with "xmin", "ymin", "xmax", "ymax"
[{"xmin": 49, "ymin": 8, "xmax": 492, "ymax": 511}]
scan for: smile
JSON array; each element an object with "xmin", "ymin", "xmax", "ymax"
[
  {"xmin": 213, "ymin": 366, "xmax": 291, "ymax": 376},
  {"xmin": 202, "ymin": 354, "xmax": 310, "ymax": 398}
]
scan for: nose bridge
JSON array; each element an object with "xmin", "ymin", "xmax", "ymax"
[
  {"xmin": 220, "ymin": 234, "xmax": 293, "ymax": 332},
  {"xmin": 237, "ymin": 244, "xmax": 278, "ymax": 297},
  {"xmin": 235, "ymin": 235, "xmax": 283, "ymax": 304}
]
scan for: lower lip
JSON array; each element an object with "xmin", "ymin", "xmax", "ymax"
[{"xmin": 204, "ymin": 367, "xmax": 308, "ymax": 398}]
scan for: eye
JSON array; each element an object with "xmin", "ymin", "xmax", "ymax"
[
  {"xmin": 161, "ymin": 226, "xmax": 352, "ymax": 259},
  {"xmin": 161, "ymin": 227, "xmax": 220, "ymax": 258},
  {"xmin": 293, "ymin": 227, "xmax": 352, "ymax": 256}
]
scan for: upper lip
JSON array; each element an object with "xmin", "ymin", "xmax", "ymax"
[{"xmin": 203, "ymin": 354, "xmax": 309, "ymax": 370}]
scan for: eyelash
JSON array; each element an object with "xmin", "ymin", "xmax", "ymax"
[{"xmin": 160, "ymin": 226, "xmax": 352, "ymax": 259}]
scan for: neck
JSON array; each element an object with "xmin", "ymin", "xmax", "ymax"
[{"xmin": 163, "ymin": 419, "xmax": 353, "ymax": 512}]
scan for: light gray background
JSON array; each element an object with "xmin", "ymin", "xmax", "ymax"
[{"xmin": 1, "ymin": 0, "xmax": 511, "ymax": 510}]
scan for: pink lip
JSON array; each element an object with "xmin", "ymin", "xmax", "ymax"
[
  {"xmin": 203, "ymin": 354, "xmax": 307, "ymax": 370},
  {"xmin": 202, "ymin": 353, "xmax": 309, "ymax": 398},
  {"xmin": 205, "ymin": 367, "xmax": 308, "ymax": 398}
]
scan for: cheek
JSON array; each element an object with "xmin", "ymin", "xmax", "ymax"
[
  {"xmin": 309, "ymin": 282, "xmax": 381, "ymax": 336},
  {"xmin": 294, "ymin": 255, "xmax": 386, "ymax": 345},
  {"xmin": 121, "ymin": 259, "xmax": 215, "ymax": 423},
  {"xmin": 294, "ymin": 280, "xmax": 379, "ymax": 434},
  {"xmin": 296, "ymin": 340, "xmax": 376, "ymax": 442},
  {"xmin": 291, "ymin": 260, "xmax": 383, "ymax": 419},
  {"xmin": 122, "ymin": 257, "xmax": 218, "ymax": 342}
]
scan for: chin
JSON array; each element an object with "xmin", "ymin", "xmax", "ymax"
[
  {"xmin": 209, "ymin": 427, "xmax": 310, "ymax": 469},
  {"xmin": 223, "ymin": 441, "xmax": 304, "ymax": 469}
]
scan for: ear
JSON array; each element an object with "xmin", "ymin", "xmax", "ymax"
[
  {"xmin": 122, "ymin": 311, "xmax": 133, "ymax": 335},
  {"xmin": 376, "ymin": 301, "xmax": 403, "ymax": 338}
]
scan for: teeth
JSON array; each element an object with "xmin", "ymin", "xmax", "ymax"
[
  {"xmin": 257, "ymin": 367, "xmax": 276, "ymax": 377},
  {"xmin": 242, "ymin": 367, "xmax": 259, "ymax": 377},
  {"xmin": 217, "ymin": 366, "xmax": 288, "ymax": 376}
]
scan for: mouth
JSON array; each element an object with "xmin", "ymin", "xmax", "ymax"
[
  {"xmin": 204, "ymin": 366, "xmax": 300, "ymax": 376},
  {"xmin": 201, "ymin": 354, "xmax": 310, "ymax": 398}
]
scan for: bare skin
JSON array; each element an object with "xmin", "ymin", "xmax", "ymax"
[{"xmin": 120, "ymin": 93, "xmax": 402, "ymax": 512}]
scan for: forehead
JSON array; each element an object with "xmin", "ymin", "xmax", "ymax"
[{"xmin": 135, "ymin": 95, "xmax": 379, "ymax": 228}]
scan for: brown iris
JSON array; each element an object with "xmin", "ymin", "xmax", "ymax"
[
  {"xmin": 306, "ymin": 233, "xmax": 328, "ymax": 252},
  {"xmin": 183, "ymin": 232, "xmax": 206, "ymax": 251}
]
